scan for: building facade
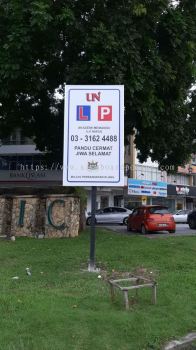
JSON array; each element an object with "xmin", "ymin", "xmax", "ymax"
[
  {"xmin": 124, "ymin": 143, "xmax": 196, "ymax": 212},
  {"xmin": 0, "ymin": 130, "xmax": 195, "ymax": 213}
]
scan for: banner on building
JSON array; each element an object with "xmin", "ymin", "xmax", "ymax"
[
  {"xmin": 128, "ymin": 179, "xmax": 167, "ymax": 197},
  {"xmin": 63, "ymin": 85, "xmax": 124, "ymax": 186}
]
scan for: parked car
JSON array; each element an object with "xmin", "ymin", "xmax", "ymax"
[
  {"xmin": 86, "ymin": 206, "xmax": 132, "ymax": 225},
  {"xmin": 187, "ymin": 210, "xmax": 196, "ymax": 229},
  {"xmin": 172, "ymin": 209, "xmax": 191, "ymax": 223},
  {"xmin": 127, "ymin": 205, "xmax": 176, "ymax": 234}
]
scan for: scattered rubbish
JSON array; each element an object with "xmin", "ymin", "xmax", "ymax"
[
  {"xmin": 11, "ymin": 236, "xmax": 15, "ymax": 241},
  {"xmin": 26, "ymin": 267, "xmax": 31, "ymax": 276},
  {"xmin": 40, "ymin": 271, "xmax": 44, "ymax": 274},
  {"xmin": 34, "ymin": 232, "xmax": 45, "ymax": 239},
  {"xmin": 98, "ymin": 275, "xmax": 102, "ymax": 279},
  {"xmin": 38, "ymin": 234, "xmax": 45, "ymax": 239},
  {"xmin": 12, "ymin": 276, "xmax": 19, "ymax": 280}
]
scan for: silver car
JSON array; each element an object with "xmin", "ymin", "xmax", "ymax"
[
  {"xmin": 86, "ymin": 206, "xmax": 132, "ymax": 225},
  {"xmin": 173, "ymin": 209, "xmax": 191, "ymax": 223}
]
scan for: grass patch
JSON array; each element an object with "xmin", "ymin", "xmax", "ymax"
[{"xmin": 0, "ymin": 230, "xmax": 196, "ymax": 349}]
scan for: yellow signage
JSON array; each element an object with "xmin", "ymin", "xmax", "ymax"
[{"xmin": 141, "ymin": 196, "xmax": 147, "ymax": 205}]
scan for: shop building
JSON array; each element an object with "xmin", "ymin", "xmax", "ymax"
[{"xmin": 124, "ymin": 147, "xmax": 196, "ymax": 211}]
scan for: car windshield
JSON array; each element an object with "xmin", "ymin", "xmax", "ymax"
[{"xmin": 149, "ymin": 207, "xmax": 169, "ymax": 214}]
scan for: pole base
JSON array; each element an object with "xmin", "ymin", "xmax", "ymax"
[{"xmin": 88, "ymin": 263, "xmax": 100, "ymax": 273}]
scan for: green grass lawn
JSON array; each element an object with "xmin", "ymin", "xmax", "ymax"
[{"xmin": 0, "ymin": 230, "xmax": 196, "ymax": 350}]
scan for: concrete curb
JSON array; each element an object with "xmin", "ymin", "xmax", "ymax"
[{"xmin": 163, "ymin": 333, "xmax": 196, "ymax": 349}]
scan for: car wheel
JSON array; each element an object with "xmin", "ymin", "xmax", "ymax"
[
  {"xmin": 123, "ymin": 217, "xmax": 128, "ymax": 225},
  {"xmin": 86, "ymin": 217, "xmax": 97, "ymax": 225},
  {"xmin": 168, "ymin": 230, "xmax": 175, "ymax": 234},
  {"xmin": 188, "ymin": 219, "xmax": 196, "ymax": 229},
  {"xmin": 141, "ymin": 224, "xmax": 148, "ymax": 235},
  {"xmin": 86, "ymin": 217, "xmax": 91, "ymax": 225}
]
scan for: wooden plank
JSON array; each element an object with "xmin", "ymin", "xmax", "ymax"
[
  {"xmin": 110, "ymin": 284, "xmax": 115, "ymax": 302},
  {"xmin": 133, "ymin": 275, "xmax": 152, "ymax": 282},
  {"xmin": 123, "ymin": 290, "xmax": 129, "ymax": 310},
  {"xmin": 121, "ymin": 283, "xmax": 153, "ymax": 290},
  {"xmin": 109, "ymin": 277, "xmax": 138, "ymax": 283},
  {"xmin": 152, "ymin": 284, "xmax": 157, "ymax": 304}
]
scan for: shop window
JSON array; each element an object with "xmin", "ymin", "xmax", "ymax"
[
  {"xmin": 176, "ymin": 202, "xmax": 183, "ymax": 210},
  {"xmin": 114, "ymin": 195, "xmax": 123, "ymax": 207},
  {"xmin": 0, "ymin": 157, "xmax": 8, "ymax": 170}
]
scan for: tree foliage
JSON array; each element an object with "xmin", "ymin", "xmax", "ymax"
[{"xmin": 0, "ymin": 0, "xmax": 195, "ymax": 167}]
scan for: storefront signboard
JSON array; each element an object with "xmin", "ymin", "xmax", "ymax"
[
  {"xmin": 128, "ymin": 179, "xmax": 167, "ymax": 197},
  {"xmin": 167, "ymin": 184, "xmax": 196, "ymax": 197}
]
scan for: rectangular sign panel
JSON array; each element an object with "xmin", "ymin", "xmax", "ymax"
[
  {"xmin": 128, "ymin": 179, "xmax": 167, "ymax": 197},
  {"xmin": 63, "ymin": 85, "xmax": 124, "ymax": 186}
]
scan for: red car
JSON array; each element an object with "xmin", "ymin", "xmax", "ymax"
[{"xmin": 127, "ymin": 205, "xmax": 176, "ymax": 234}]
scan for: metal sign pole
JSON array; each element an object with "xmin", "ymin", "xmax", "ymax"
[{"xmin": 88, "ymin": 186, "xmax": 97, "ymax": 271}]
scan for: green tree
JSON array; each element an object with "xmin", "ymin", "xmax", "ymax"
[{"xmin": 0, "ymin": 0, "xmax": 195, "ymax": 167}]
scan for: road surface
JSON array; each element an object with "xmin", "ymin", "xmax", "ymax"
[{"xmin": 98, "ymin": 223, "xmax": 196, "ymax": 237}]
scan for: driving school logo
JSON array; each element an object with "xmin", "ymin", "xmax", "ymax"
[
  {"xmin": 76, "ymin": 105, "xmax": 112, "ymax": 121},
  {"xmin": 77, "ymin": 92, "xmax": 112, "ymax": 121},
  {"xmin": 77, "ymin": 106, "xmax": 91, "ymax": 121}
]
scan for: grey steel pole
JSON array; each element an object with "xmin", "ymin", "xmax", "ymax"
[{"xmin": 88, "ymin": 186, "xmax": 97, "ymax": 271}]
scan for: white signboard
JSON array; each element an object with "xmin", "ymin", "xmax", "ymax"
[{"xmin": 63, "ymin": 85, "xmax": 124, "ymax": 186}]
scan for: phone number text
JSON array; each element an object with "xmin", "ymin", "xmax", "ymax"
[{"xmin": 70, "ymin": 135, "xmax": 118, "ymax": 142}]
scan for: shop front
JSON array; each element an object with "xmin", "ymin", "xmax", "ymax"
[
  {"xmin": 167, "ymin": 184, "xmax": 196, "ymax": 211},
  {"xmin": 125, "ymin": 178, "xmax": 172, "ymax": 210}
]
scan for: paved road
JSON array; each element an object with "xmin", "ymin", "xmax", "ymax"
[{"xmin": 98, "ymin": 223, "xmax": 196, "ymax": 237}]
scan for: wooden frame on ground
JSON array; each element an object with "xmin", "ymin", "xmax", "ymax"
[{"xmin": 108, "ymin": 276, "xmax": 157, "ymax": 310}]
